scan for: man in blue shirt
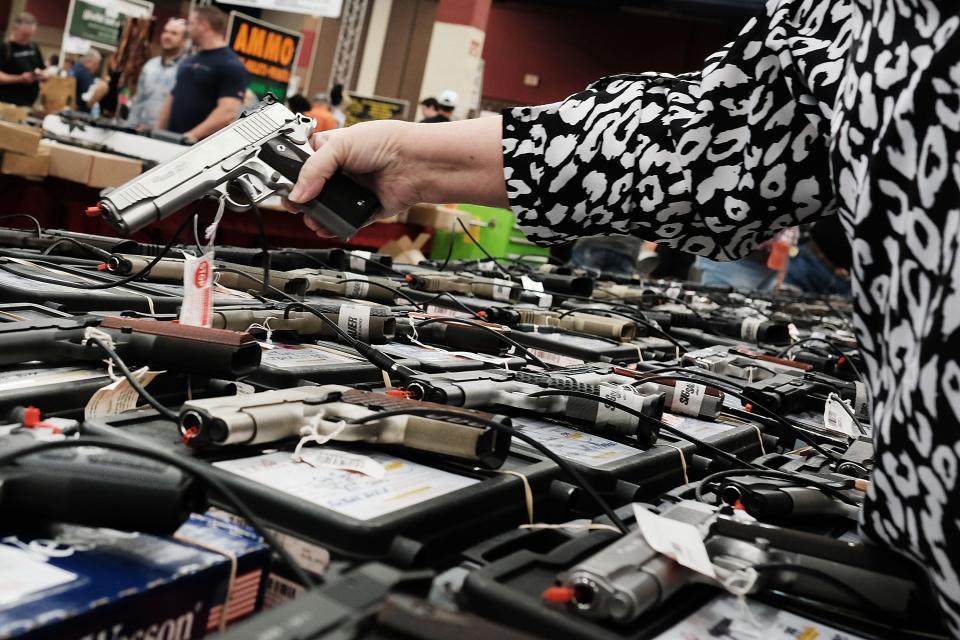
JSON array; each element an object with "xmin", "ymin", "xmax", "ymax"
[
  {"xmin": 157, "ymin": 6, "xmax": 247, "ymax": 141},
  {"xmin": 70, "ymin": 49, "xmax": 101, "ymax": 112},
  {"xmin": 127, "ymin": 18, "xmax": 187, "ymax": 129}
]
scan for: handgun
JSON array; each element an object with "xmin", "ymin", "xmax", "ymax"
[
  {"xmin": 211, "ymin": 305, "xmax": 396, "ymax": 344},
  {"xmin": 682, "ymin": 344, "xmax": 813, "ymax": 383},
  {"xmin": 742, "ymin": 371, "xmax": 870, "ymax": 420},
  {"xmin": 179, "ymin": 385, "xmax": 512, "ymax": 468},
  {"xmin": 561, "ymin": 500, "xmax": 927, "ymax": 624},
  {"xmin": 287, "ymin": 268, "xmax": 401, "ymax": 305},
  {"xmin": 93, "ymin": 95, "xmax": 381, "ymax": 240},
  {"xmin": 405, "ymin": 272, "xmax": 520, "ymax": 303},
  {"xmin": 496, "ymin": 308, "xmax": 637, "ymax": 341},
  {"xmin": 0, "ymin": 314, "xmax": 260, "ymax": 378},
  {"xmin": 644, "ymin": 310, "xmax": 791, "ymax": 345},
  {"xmin": 402, "ymin": 369, "xmax": 664, "ymax": 445}
]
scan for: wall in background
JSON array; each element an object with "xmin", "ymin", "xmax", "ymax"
[{"xmin": 481, "ymin": 2, "xmax": 738, "ymax": 106}]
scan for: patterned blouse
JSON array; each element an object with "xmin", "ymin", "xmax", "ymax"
[{"xmin": 502, "ymin": 0, "xmax": 960, "ymax": 632}]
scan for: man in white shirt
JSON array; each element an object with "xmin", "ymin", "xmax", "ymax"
[{"xmin": 127, "ymin": 18, "xmax": 187, "ymax": 128}]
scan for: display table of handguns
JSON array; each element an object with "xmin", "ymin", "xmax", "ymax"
[{"xmin": 0, "ymin": 98, "xmax": 943, "ymax": 640}]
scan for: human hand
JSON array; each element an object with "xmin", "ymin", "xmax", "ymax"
[
  {"xmin": 286, "ymin": 120, "xmax": 422, "ymax": 238},
  {"xmin": 19, "ymin": 71, "xmax": 35, "ymax": 83}
]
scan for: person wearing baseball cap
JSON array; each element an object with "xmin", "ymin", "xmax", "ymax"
[{"xmin": 421, "ymin": 89, "xmax": 457, "ymax": 123}]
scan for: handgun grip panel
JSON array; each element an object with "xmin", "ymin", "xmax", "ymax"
[{"xmin": 258, "ymin": 137, "xmax": 381, "ymax": 240}]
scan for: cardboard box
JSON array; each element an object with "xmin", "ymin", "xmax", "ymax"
[
  {"xmin": 1, "ymin": 146, "xmax": 50, "ymax": 178},
  {"xmin": 0, "ymin": 102, "xmax": 30, "ymax": 123},
  {"xmin": 44, "ymin": 142, "xmax": 143, "ymax": 187},
  {"xmin": 379, "ymin": 232, "xmax": 431, "ymax": 264},
  {"xmin": 0, "ymin": 121, "xmax": 41, "ymax": 155},
  {"xmin": 45, "ymin": 141, "xmax": 94, "ymax": 183},
  {"xmin": 87, "ymin": 149, "xmax": 142, "ymax": 188},
  {"xmin": 0, "ymin": 513, "xmax": 271, "ymax": 639},
  {"xmin": 39, "ymin": 76, "xmax": 76, "ymax": 113}
]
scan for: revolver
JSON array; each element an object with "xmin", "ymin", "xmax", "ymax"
[
  {"xmin": 92, "ymin": 95, "xmax": 381, "ymax": 240},
  {"xmin": 179, "ymin": 385, "xmax": 511, "ymax": 467}
]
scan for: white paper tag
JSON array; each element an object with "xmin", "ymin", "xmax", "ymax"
[
  {"xmin": 632, "ymin": 503, "xmax": 716, "ymax": 579},
  {"xmin": 338, "ymin": 304, "xmax": 371, "ymax": 341},
  {"xmin": 179, "ymin": 251, "xmax": 214, "ymax": 327},
  {"xmin": 824, "ymin": 395, "xmax": 859, "ymax": 438},
  {"xmin": 536, "ymin": 292, "xmax": 554, "ymax": 308},
  {"xmin": 0, "ymin": 545, "xmax": 79, "ymax": 606},
  {"xmin": 234, "ymin": 381, "xmax": 257, "ymax": 395},
  {"xmin": 740, "ymin": 316, "xmax": 766, "ymax": 342},
  {"xmin": 299, "ymin": 449, "xmax": 387, "ymax": 479},
  {"xmin": 520, "ymin": 275, "xmax": 544, "ymax": 292},
  {"xmin": 492, "ymin": 278, "xmax": 513, "ymax": 301},
  {"xmin": 665, "ymin": 286, "xmax": 683, "ymax": 300},
  {"xmin": 344, "ymin": 274, "xmax": 369, "ymax": 299},
  {"xmin": 84, "ymin": 367, "xmax": 161, "ymax": 419},
  {"xmin": 670, "ymin": 381, "xmax": 707, "ymax": 417},
  {"xmin": 349, "ymin": 250, "xmax": 372, "ymax": 273}
]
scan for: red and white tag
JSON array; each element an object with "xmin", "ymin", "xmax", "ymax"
[{"xmin": 180, "ymin": 251, "xmax": 214, "ymax": 327}]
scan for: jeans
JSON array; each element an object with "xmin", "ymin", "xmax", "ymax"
[
  {"xmin": 784, "ymin": 244, "xmax": 852, "ymax": 295},
  {"xmin": 696, "ymin": 256, "xmax": 777, "ymax": 291},
  {"xmin": 571, "ymin": 245, "xmax": 636, "ymax": 277}
]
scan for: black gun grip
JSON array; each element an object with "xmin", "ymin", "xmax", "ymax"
[{"xmin": 259, "ymin": 137, "xmax": 381, "ymax": 240}]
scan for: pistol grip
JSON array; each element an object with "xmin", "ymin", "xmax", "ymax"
[{"xmin": 258, "ymin": 137, "xmax": 381, "ymax": 240}]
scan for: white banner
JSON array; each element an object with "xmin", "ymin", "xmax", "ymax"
[{"xmin": 223, "ymin": 0, "xmax": 343, "ymax": 18}]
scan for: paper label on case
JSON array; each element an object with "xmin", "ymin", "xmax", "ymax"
[
  {"xmin": 595, "ymin": 385, "xmax": 644, "ymax": 432},
  {"xmin": 349, "ymin": 250, "xmax": 372, "ymax": 273},
  {"xmin": 520, "ymin": 275, "xmax": 544, "ymax": 292},
  {"xmin": 299, "ymin": 449, "xmax": 386, "ymax": 479},
  {"xmin": 0, "ymin": 545, "xmax": 78, "ymax": 606},
  {"xmin": 344, "ymin": 274, "xmax": 369, "ymax": 299},
  {"xmin": 84, "ymin": 367, "xmax": 161, "ymax": 419},
  {"xmin": 492, "ymin": 278, "xmax": 514, "ymax": 301},
  {"xmin": 338, "ymin": 304, "xmax": 371, "ymax": 341},
  {"xmin": 510, "ymin": 415, "xmax": 637, "ymax": 467},
  {"xmin": 632, "ymin": 503, "xmax": 716, "ymax": 579},
  {"xmin": 179, "ymin": 250, "xmax": 214, "ymax": 327},
  {"xmin": 670, "ymin": 381, "xmax": 707, "ymax": 417}
]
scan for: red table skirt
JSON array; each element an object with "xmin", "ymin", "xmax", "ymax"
[{"xmin": 0, "ymin": 175, "xmax": 421, "ymax": 251}]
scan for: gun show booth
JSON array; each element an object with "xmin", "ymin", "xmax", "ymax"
[{"xmin": 0, "ymin": 1, "xmax": 953, "ymax": 640}]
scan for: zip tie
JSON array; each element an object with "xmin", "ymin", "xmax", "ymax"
[
  {"xmin": 84, "ymin": 326, "xmax": 116, "ymax": 350},
  {"xmin": 102, "ymin": 358, "xmax": 121, "ymax": 382},
  {"xmin": 496, "ymin": 469, "xmax": 534, "ymax": 524},
  {"xmin": 175, "ymin": 533, "xmax": 238, "ymax": 633},
  {"xmin": 381, "ymin": 369, "xmax": 393, "ymax": 390},
  {"xmin": 750, "ymin": 424, "xmax": 766, "ymax": 455},
  {"xmin": 722, "ymin": 566, "xmax": 761, "ymax": 629},
  {"xmin": 292, "ymin": 417, "xmax": 346, "ymax": 461},
  {"xmin": 245, "ymin": 317, "xmax": 275, "ymax": 345},
  {"xmin": 657, "ymin": 442, "xmax": 689, "ymax": 484},
  {"xmin": 204, "ymin": 194, "xmax": 227, "ymax": 250}
]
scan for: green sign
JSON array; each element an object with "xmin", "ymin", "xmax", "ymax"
[{"xmin": 64, "ymin": 0, "xmax": 154, "ymax": 52}]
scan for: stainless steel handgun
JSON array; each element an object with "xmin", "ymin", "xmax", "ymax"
[{"xmin": 93, "ymin": 95, "xmax": 380, "ymax": 240}]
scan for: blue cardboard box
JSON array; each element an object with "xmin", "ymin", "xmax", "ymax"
[{"xmin": 0, "ymin": 513, "xmax": 270, "ymax": 639}]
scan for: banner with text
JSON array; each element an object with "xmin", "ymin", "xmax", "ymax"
[
  {"xmin": 221, "ymin": 0, "xmax": 342, "ymax": 18},
  {"xmin": 344, "ymin": 94, "xmax": 409, "ymax": 127},
  {"xmin": 228, "ymin": 12, "xmax": 302, "ymax": 102},
  {"xmin": 63, "ymin": 0, "xmax": 154, "ymax": 53}
]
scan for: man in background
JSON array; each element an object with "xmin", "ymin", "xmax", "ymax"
[
  {"xmin": 0, "ymin": 13, "xmax": 44, "ymax": 106},
  {"xmin": 418, "ymin": 96, "xmax": 439, "ymax": 122},
  {"xmin": 71, "ymin": 49, "xmax": 102, "ymax": 112},
  {"xmin": 127, "ymin": 18, "xmax": 187, "ymax": 129},
  {"xmin": 329, "ymin": 83, "xmax": 346, "ymax": 128},
  {"xmin": 421, "ymin": 90, "xmax": 457, "ymax": 123},
  {"xmin": 157, "ymin": 6, "xmax": 247, "ymax": 141}
]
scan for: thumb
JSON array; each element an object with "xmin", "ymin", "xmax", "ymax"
[{"xmin": 289, "ymin": 134, "xmax": 339, "ymax": 204}]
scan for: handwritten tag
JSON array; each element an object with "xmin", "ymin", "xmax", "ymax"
[
  {"xmin": 299, "ymin": 450, "xmax": 387, "ymax": 479},
  {"xmin": 84, "ymin": 367, "xmax": 162, "ymax": 419},
  {"xmin": 632, "ymin": 503, "xmax": 716, "ymax": 579}
]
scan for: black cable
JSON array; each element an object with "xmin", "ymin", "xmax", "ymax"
[
  {"xmin": 0, "ymin": 213, "xmax": 43, "ymax": 236},
  {"xmin": 415, "ymin": 291, "xmax": 487, "ymax": 320},
  {"xmin": 273, "ymin": 249, "xmax": 334, "ymax": 270},
  {"xmin": 457, "ymin": 218, "xmax": 510, "ymax": 276},
  {"xmin": 88, "ymin": 336, "xmax": 179, "ymax": 421},
  {"xmin": 0, "ymin": 437, "xmax": 316, "ymax": 587},
  {"xmin": 345, "ymin": 407, "xmax": 629, "ymax": 535},
  {"xmin": 525, "ymin": 388, "xmax": 765, "ymax": 472},
  {"xmin": 555, "ymin": 305, "xmax": 688, "ymax": 354},
  {"xmin": 777, "ymin": 337, "xmax": 863, "ymax": 381},
  {"xmin": 41, "ymin": 236, "xmax": 112, "ymax": 260},
  {"xmin": 627, "ymin": 371, "xmax": 844, "ymax": 462},
  {"xmin": 437, "ymin": 234, "xmax": 455, "ymax": 272},
  {"xmin": 413, "ymin": 317, "xmax": 556, "ymax": 370},
  {"xmin": 246, "ymin": 197, "xmax": 272, "ymax": 298},
  {"xmin": 0, "ymin": 208, "xmax": 198, "ymax": 290},
  {"xmin": 752, "ymin": 562, "xmax": 888, "ymax": 619}
]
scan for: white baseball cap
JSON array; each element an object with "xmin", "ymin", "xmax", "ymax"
[{"xmin": 437, "ymin": 90, "xmax": 458, "ymax": 109}]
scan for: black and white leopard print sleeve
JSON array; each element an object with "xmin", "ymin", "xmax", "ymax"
[{"xmin": 504, "ymin": 0, "xmax": 960, "ymax": 634}]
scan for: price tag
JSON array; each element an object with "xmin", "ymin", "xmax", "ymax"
[
  {"xmin": 298, "ymin": 449, "xmax": 387, "ymax": 479},
  {"xmin": 520, "ymin": 275, "xmax": 544, "ymax": 292},
  {"xmin": 338, "ymin": 304, "xmax": 371, "ymax": 341},
  {"xmin": 632, "ymin": 503, "xmax": 716, "ymax": 579},
  {"xmin": 84, "ymin": 367, "xmax": 162, "ymax": 419},
  {"xmin": 823, "ymin": 395, "xmax": 859, "ymax": 438},
  {"xmin": 180, "ymin": 251, "xmax": 214, "ymax": 327},
  {"xmin": 670, "ymin": 381, "xmax": 707, "ymax": 417},
  {"xmin": 349, "ymin": 251, "xmax": 372, "ymax": 273}
]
